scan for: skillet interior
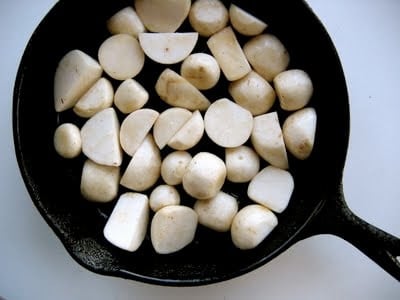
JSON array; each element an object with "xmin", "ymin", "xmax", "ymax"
[{"xmin": 13, "ymin": 0, "xmax": 349, "ymax": 285}]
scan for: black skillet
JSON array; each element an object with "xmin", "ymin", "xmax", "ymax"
[{"xmin": 13, "ymin": 0, "xmax": 400, "ymax": 286}]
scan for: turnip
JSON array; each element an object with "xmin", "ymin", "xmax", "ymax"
[
  {"xmin": 114, "ymin": 79, "xmax": 149, "ymax": 114},
  {"xmin": 54, "ymin": 49, "xmax": 102, "ymax": 112},
  {"xmin": 73, "ymin": 77, "xmax": 114, "ymax": 118},
  {"xmin": 155, "ymin": 68, "xmax": 211, "ymax": 111},
  {"xmin": 188, "ymin": 0, "xmax": 229, "ymax": 37},
  {"xmin": 207, "ymin": 26, "xmax": 251, "ymax": 81},
  {"xmin": 229, "ymin": 4, "xmax": 267, "ymax": 36},
  {"xmin": 247, "ymin": 166, "xmax": 294, "ymax": 213},
  {"xmin": 150, "ymin": 205, "xmax": 198, "ymax": 254},
  {"xmin": 134, "ymin": 0, "xmax": 191, "ymax": 33},
  {"xmin": 231, "ymin": 204, "xmax": 278, "ymax": 250},
  {"xmin": 120, "ymin": 134, "xmax": 161, "ymax": 192},
  {"xmin": 103, "ymin": 192, "xmax": 149, "ymax": 252},
  {"xmin": 106, "ymin": 6, "xmax": 145, "ymax": 38},
  {"xmin": 53, "ymin": 123, "xmax": 82, "ymax": 159},
  {"xmin": 243, "ymin": 34, "xmax": 290, "ymax": 82},
  {"xmin": 98, "ymin": 33, "xmax": 144, "ymax": 80},
  {"xmin": 160, "ymin": 151, "xmax": 192, "ymax": 186},
  {"xmin": 204, "ymin": 98, "xmax": 253, "ymax": 148},
  {"xmin": 80, "ymin": 159, "xmax": 120, "ymax": 203},
  {"xmin": 182, "ymin": 152, "xmax": 226, "ymax": 199},
  {"xmin": 80, "ymin": 108, "xmax": 122, "ymax": 167},
  {"xmin": 194, "ymin": 191, "xmax": 238, "ymax": 232},
  {"xmin": 139, "ymin": 32, "xmax": 198, "ymax": 64}
]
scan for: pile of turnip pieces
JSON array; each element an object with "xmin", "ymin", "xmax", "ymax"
[{"xmin": 53, "ymin": 0, "xmax": 317, "ymax": 255}]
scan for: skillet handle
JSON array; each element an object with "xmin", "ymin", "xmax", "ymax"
[{"xmin": 300, "ymin": 183, "xmax": 400, "ymax": 281}]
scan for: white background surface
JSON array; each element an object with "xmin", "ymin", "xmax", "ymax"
[{"xmin": 1, "ymin": 0, "xmax": 399, "ymax": 299}]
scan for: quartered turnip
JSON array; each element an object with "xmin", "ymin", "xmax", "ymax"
[
  {"xmin": 80, "ymin": 159, "xmax": 120, "ymax": 203},
  {"xmin": 139, "ymin": 32, "xmax": 198, "ymax": 65},
  {"xmin": 188, "ymin": 0, "xmax": 229, "ymax": 37},
  {"xmin": 155, "ymin": 68, "xmax": 211, "ymax": 111},
  {"xmin": 153, "ymin": 107, "xmax": 192, "ymax": 150},
  {"xmin": 251, "ymin": 111, "xmax": 288, "ymax": 169},
  {"xmin": 114, "ymin": 79, "xmax": 149, "ymax": 114},
  {"xmin": 120, "ymin": 134, "xmax": 161, "ymax": 192},
  {"xmin": 167, "ymin": 110, "xmax": 204, "ymax": 150},
  {"xmin": 119, "ymin": 108, "xmax": 159, "ymax": 156},
  {"xmin": 151, "ymin": 205, "xmax": 198, "ymax": 254},
  {"xmin": 103, "ymin": 192, "xmax": 149, "ymax": 252},
  {"xmin": 229, "ymin": 4, "xmax": 267, "ymax": 36},
  {"xmin": 54, "ymin": 49, "xmax": 102, "ymax": 112},
  {"xmin": 283, "ymin": 107, "xmax": 317, "ymax": 160},
  {"xmin": 106, "ymin": 6, "xmax": 145, "ymax": 38},
  {"xmin": 247, "ymin": 166, "xmax": 294, "ymax": 213},
  {"xmin": 73, "ymin": 77, "xmax": 114, "ymax": 118},
  {"xmin": 207, "ymin": 26, "xmax": 251, "ymax": 81},
  {"xmin": 231, "ymin": 204, "xmax": 278, "ymax": 250}
]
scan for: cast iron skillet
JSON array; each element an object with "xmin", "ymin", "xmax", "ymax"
[{"xmin": 13, "ymin": 0, "xmax": 400, "ymax": 286}]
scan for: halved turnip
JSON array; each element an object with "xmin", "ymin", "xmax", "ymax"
[
  {"xmin": 155, "ymin": 68, "xmax": 210, "ymax": 111},
  {"xmin": 282, "ymin": 107, "xmax": 317, "ymax": 160},
  {"xmin": 103, "ymin": 192, "xmax": 149, "ymax": 252},
  {"xmin": 119, "ymin": 108, "xmax": 159, "ymax": 156},
  {"xmin": 247, "ymin": 166, "xmax": 294, "ymax": 213},
  {"xmin": 106, "ymin": 6, "xmax": 145, "ymax": 38},
  {"xmin": 182, "ymin": 152, "xmax": 226, "ymax": 200},
  {"xmin": 80, "ymin": 159, "xmax": 120, "ymax": 203},
  {"xmin": 150, "ymin": 205, "xmax": 198, "ymax": 254},
  {"xmin": 98, "ymin": 33, "xmax": 144, "ymax": 80},
  {"xmin": 231, "ymin": 204, "xmax": 278, "ymax": 250},
  {"xmin": 251, "ymin": 111, "xmax": 288, "ymax": 169},
  {"xmin": 243, "ymin": 34, "xmax": 290, "ymax": 82},
  {"xmin": 160, "ymin": 151, "xmax": 192, "ymax": 185},
  {"xmin": 188, "ymin": 0, "xmax": 229, "ymax": 37},
  {"xmin": 229, "ymin": 4, "xmax": 267, "ymax": 36},
  {"xmin": 204, "ymin": 98, "xmax": 253, "ymax": 148},
  {"xmin": 180, "ymin": 53, "xmax": 220, "ymax": 90},
  {"xmin": 134, "ymin": 0, "xmax": 191, "ymax": 33},
  {"xmin": 54, "ymin": 49, "xmax": 102, "ymax": 112},
  {"xmin": 53, "ymin": 123, "xmax": 82, "ymax": 159},
  {"xmin": 194, "ymin": 191, "xmax": 238, "ymax": 232},
  {"xmin": 114, "ymin": 79, "xmax": 149, "ymax": 114},
  {"xmin": 139, "ymin": 32, "xmax": 198, "ymax": 64},
  {"xmin": 80, "ymin": 107, "xmax": 122, "ymax": 167},
  {"xmin": 207, "ymin": 26, "xmax": 251, "ymax": 81},
  {"xmin": 73, "ymin": 77, "xmax": 114, "ymax": 118},
  {"xmin": 167, "ymin": 110, "xmax": 204, "ymax": 150},
  {"xmin": 228, "ymin": 71, "xmax": 276, "ymax": 116},
  {"xmin": 153, "ymin": 107, "xmax": 192, "ymax": 149},
  {"xmin": 120, "ymin": 134, "xmax": 161, "ymax": 192}
]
